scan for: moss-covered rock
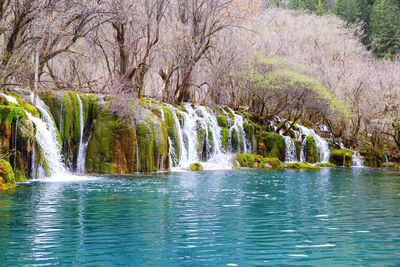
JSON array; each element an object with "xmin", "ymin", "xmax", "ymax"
[
  {"xmin": 136, "ymin": 109, "xmax": 169, "ymax": 173},
  {"xmin": 220, "ymin": 127, "xmax": 229, "ymax": 152},
  {"xmin": 217, "ymin": 115, "xmax": 228, "ymax": 128},
  {"xmin": 40, "ymin": 91, "xmax": 82, "ymax": 168},
  {"xmin": 236, "ymin": 154, "xmax": 284, "ymax": 169},
  {"xmin": 0, "ymin": 160, "xmax": 15, "ymax": 190},
  {"xmin": 286, "ymin": 162, "xmax": 320, "ymax": 170},
  {"xmin": 305, "ymin": 135, "xmax": 320, "ymax": 163},
  {"xmin": 112, "ymin": 125, "xmax": 137, "ymax": 174},
  {"xmin": 256, "ymin": 131, "xmax": 285, "ymax": 161},
  {"xmin": 243, "ymin": 122, "xmax": 256, "ymax": 152},
  {"xmin": 316, "ymin": 162, "xmax": 336, "ymax": 168},
  {"xmin": 0, "ymin": 96, "xmax": 35, "ymax": 181},
  {"xmin": 330, "ymin": 149, "xmax": 352, "ymax": 167},
  {"xmin": 161, "ymin": 106, "xmax": 181, "ymax": 163},
  {"xmin": 189, "ymin": 162, "xmax": 204, "ymax": 171},
  {"xmin": 85, "ymin": 102, "xmax": 119, "ymax": 173}
]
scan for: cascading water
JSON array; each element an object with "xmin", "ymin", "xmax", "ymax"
[
  {"xmin": 228, "ymin": 108, "xmax": 250, "ymax": 154},
  {"xmin": 298, "ymin": 125, "xmax": 330, "ymax": 163},
  {"xmin": 27, "ymin": 96, "xmax": 68, "ymax": 178},
  {"xmin": 76, "ymin": 95, "xmax": 88, "ymax": 174},
  {"xmin": 178, "ymin": 105, "xmax": 201, "ymax": 167},
  {"xmin": 165, "ymin": 104, "xmax": 186, "ymax": 167},
  {"xmin": 167, "ymin": 104, "xmax": 253, "ymax": 170},
  {"xmin": 196, "ymin": 106, "xmax": 231, "ymax": 169},
  {"xmin": 352, "ymin": 151, "xmax": 363, "ymax": 167},
  {"xmin": 1, "ymin": 93, "xmax": 68, "ymax": 178},
  {"xmin": 0, "ymin": 93, "xmax": 19, "ymax": 104},
  {"xmin": 284, "ymin": 136, "xmax": 297, "ymax": 162}
]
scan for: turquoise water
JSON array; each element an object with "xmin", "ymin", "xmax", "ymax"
[{"xmin": 1, "ymin": 168, "xmax": 400, "ymax": 266}]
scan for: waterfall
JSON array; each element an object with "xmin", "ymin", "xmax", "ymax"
[
  {"xmin": 228, "ymin": 108, "xmax": 250, "ymax": 154},
  {"xmin": 298, "ymin": 125, "xmax": 330, "ymax": 163},
  {"xmin": 159, "ymin": 107, "xmax": 165, "ymax": 122},
  {"xmin": 165, "ymin": 104, "xmax": 186, "ymax": 167},
  {"xmin": 284, "ymin": 136, "xmax": 297, "ymax": 162},
  {"xmin": 179, "ymin": 104, "xmax": 201, "ymax": 166},
  {"xmin": 168, "ymin": 137, "xmax": 177, "ymax": 168},
  {"xmin": 196, "ymin": 106, "xmax": 231, "ymax": 169},
  {"xmin": 26, "ymin": 96, "xmax": 68, "ymax": 178},
  {"xmin": 352, "ymin": 151, "xmax": 363, "ymax": 167},
  {"xmin": 1, "ymin": 93, "xmax": 68, "ymax": 178},
  {"xmin": 166, "ymin": 104, "xmax": 240, "ymax": 170},
  {"xmin": 76, "ymin": 95, "xmax": 87, "ymax": 174}
]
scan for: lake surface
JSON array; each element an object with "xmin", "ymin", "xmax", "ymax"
[{"xmin": 1, "ymin": 168, "xmax": 400, "ymax": 266}]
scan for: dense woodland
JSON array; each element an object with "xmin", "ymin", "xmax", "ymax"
[{"xmin": 0, "ymin": 0, "xmax": 399, "ymax": 160}]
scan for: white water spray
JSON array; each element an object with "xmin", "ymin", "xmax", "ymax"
[
  {"xmin": 352, "ymin": 151, "xmax": 363, "ymax": 167},
  {"xmin": 76, "ymin": 95, "xmax": 88, "ymax": 174},
  {"xmin": 298, "ymin": 125, "xmax": 330, "ymax": 163},
  {"xmin": 284, "ymin": 136, "xmax": 297, "ymax": 162}
]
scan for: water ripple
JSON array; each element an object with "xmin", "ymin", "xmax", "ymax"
[{"xmin": 0, "ymin": 169, "xmax": 400, "ymax": 266}]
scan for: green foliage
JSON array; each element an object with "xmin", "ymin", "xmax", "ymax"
[
  {"xmin": 240, "ymin": 55, "xmax": 349, "ymax": 117},
  {"xmin": 286, "ymin": 162, "xmax": 320, "ymax": 169},
  {"xmin": 236, "ymin": 154, "xmax": 284, "ymax": 169},
  {"xmin": 335, "ymin": 0, "xmax": 361, "ymax": 22},
  {"xmin": 189, "ymin": 162, "xmax": 204, "ymax": 171},
  {"xmin": 370, "ymin": 0, "xmax": 400, "ymax": 58}
]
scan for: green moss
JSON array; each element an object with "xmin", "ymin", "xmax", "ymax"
[
  {"xmin": 217, "ymin": 115, "xmax": 228, "ymax": 128},
  {"xmin": 0, "ymin": 104, "xmax": 27, "ymax": 123},
  {"xmin": 220, "ymin": 127, "xmax": 229, "ymax": 152},
  {"xmin": 85, "ymin": 104, "xmax": 119, "ymax": 173},
  {"xmin": 243, "ymin": 122, "xmax": 256, "ymax": 152},
  {"xmin": 330, "ymin": 149, "xmax": 353, "ymax": 167},
  {"xmin": 224, "ymin": 107, "xmax": 235, "ymax": 124},
  {"xmin": 136, "ymin": 114, "xmax": 169, "ymax": 173},
  {"xmin": 197, "ymin": 125, "xmax": 207, "ymax": 160},
  {"xmin": 0, "ymin": 160, "xmax": 15, "ymax": 190},
  {"xmin": 316, "ymin": 162, "xmax": 336, "ymax": 168},
  {"xmin": 305, "ymin": 135, "xmax": 320, "ymax": 163},
  {"xmin": 286, "ymin": 162, "xmax": 320, "ymax": 169},
  {"xmin": 294, "ymin": 140, "xmax": 302, "ymax": 160},
  {"xmin": 236, "ymin": 154, "xmax": 284, "ymax": 169},
  {"xmin": 257, "ymin": 131, "xmax": 285, "ymax": 161},
  {"xmin": 21, "ymin": 102, "xmax": 40, "ymax": 117},
  {"xmin": 161, "ymin": 106, "xmax": 180, "ymax": 162},
  {"xmin": 189, "ymin": 162, "xmax": 204, "ymax": 171}
]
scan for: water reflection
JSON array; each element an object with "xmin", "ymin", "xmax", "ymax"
[{"xmin": 0, "ymin": 169, "xmax": 399, "ymax": 266}]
